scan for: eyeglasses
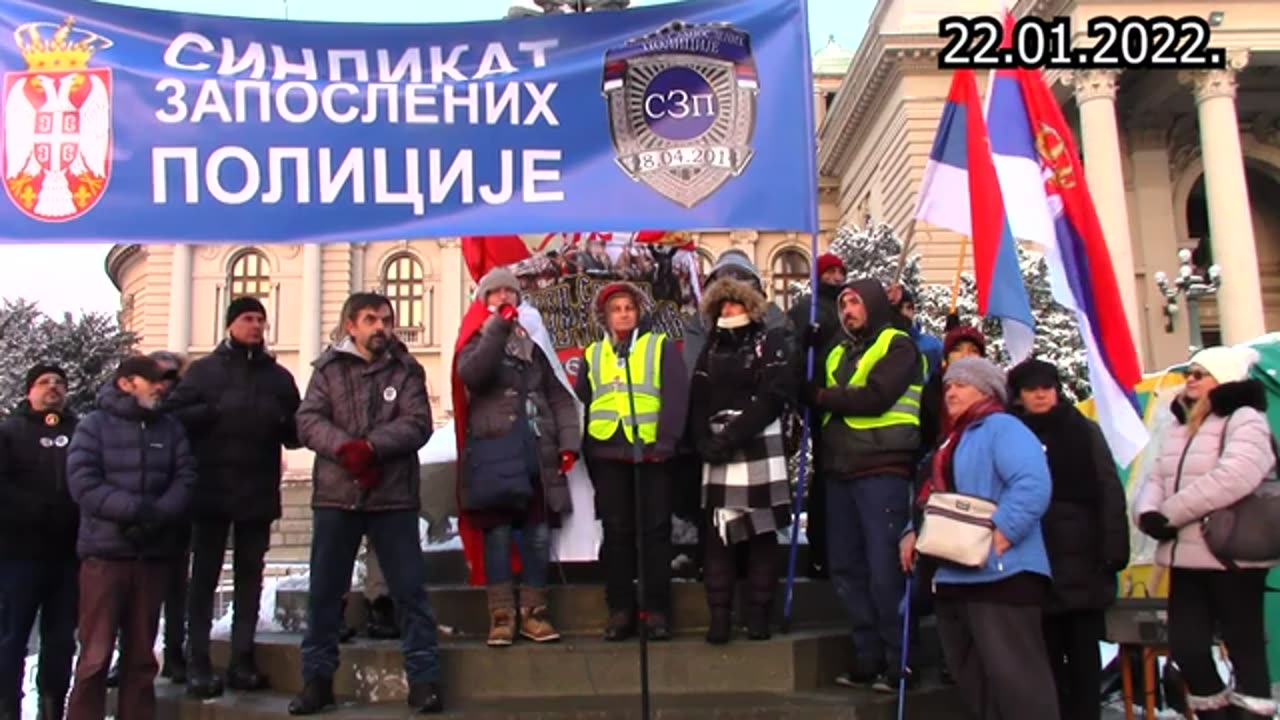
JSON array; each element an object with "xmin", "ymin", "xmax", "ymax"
[
  {"xmin": 160, "ymin": 371, "xmax": 180, "ymax": 381},
  {"xmin": 1187, "ymin": 370, "xmax": 1209, "ymax": 381}
]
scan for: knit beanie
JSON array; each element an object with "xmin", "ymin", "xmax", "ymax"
[
  {"xmin": 944, "ymin": 357, "xmax": 1008, "ymax": 405},
  {"xmin": 1008, "ymin": 358, "xmax": 1060, "ymax": 393},
  {"xmin": 816, "ymin": 253, "xmax": 845, "ymax": 276},
  {"xmin": 1189, "ymin": 345, "xmax": 1258, "ymax": 385},
  {"xmin": 475, "ymin": 267, "xmax": 521, "ymax": 303},
  {"xmin": 944, "ymin": 325, "xmax": 987, "ymax": 358},
  {"xmin": 25, "ymin": 363, "xmax": 66, "ymax": 393},
  {"xmin": 226, "ymin": 296, "xmax": 267, "ymax": 327}
]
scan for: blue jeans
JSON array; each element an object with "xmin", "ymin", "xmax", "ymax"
[
  {"xmin": 826, "ymin": 474, "xmax": 910, "ymax": 669},
  {"xmin": 301, "ymin": 509, "xmax": 439, "ymax": 685},
  {"xmin": 0, "ymin": 559, "xmax": 78, "ymax": 708},
  {"xmin": 483, "ymin": 523, "xmax": 550, "ymax": 588}
]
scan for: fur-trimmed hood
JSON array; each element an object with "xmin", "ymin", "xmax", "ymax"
[
  {"xmin": 700, "ymin": 277, "xmax": 767, "ymax": 325},
  {"xmin": 1172, "ymin": 377, "xmax": 1267, "ymax": 424},
  {"xmin": 591, "ymin": 281, "xmax": 652, "ymax": 331}
]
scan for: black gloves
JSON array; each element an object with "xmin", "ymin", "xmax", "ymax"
[
  {"xmin": 700, "ymin": 434, "xmax": 734, "ymax": 465},
  {"xmin": 1138, "ymin": 512, "xmax": 1178, "ymax": 541}
]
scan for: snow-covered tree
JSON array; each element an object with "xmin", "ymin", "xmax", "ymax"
[
  {"xmin": 0, "ymin": 299, "xmax": 137, "ymax": 415},
  {"xmin": 789, "ymin": 222, "xmax": 926, "ymax": 303}
]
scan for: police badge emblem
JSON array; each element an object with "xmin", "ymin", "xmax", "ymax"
[{"xmin": 602, "ymin": 21, "xmax": 758, "ymax": 208}]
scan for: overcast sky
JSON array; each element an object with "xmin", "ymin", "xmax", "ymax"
[{"xmin": 1, "ymin": 0, "xmax": 872, "ymax": 317}]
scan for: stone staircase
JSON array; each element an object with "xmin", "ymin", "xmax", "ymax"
[{"xmin": 159, "ymin": 554, "xmax": 956, "ymax": 719}]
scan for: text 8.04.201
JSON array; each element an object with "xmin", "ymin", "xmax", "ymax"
[{"xmin": 938, "ymin": 16, "xmax": 1227, "ymax": 70}]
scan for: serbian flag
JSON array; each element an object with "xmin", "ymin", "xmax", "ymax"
[
  {"xmin": 915, "ymin": 69, "xmax": 1036, "ymax": 361},
  {"xmin": 462, "ymin": 231, "xmax": 694, "ymax": 281},
  {"xmin": 985, "ymin": 12, "xmax": 1148, "ymax": 465}
]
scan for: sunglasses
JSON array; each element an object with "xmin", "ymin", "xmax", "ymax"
[
  {"xmin": 160, "ymin": 370, "xmax": 180, "ymax": 381},
  {"xmin": 1187, "ymin": 370, "xmax": 1210, "ymax": 381}
]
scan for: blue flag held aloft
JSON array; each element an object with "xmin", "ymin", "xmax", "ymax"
[{"xmin": 0, "ymin": 0, "xmax": 818, "ymax": 243}]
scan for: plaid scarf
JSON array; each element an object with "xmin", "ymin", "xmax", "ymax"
[{"xmin": 702, "ymin": 417, "xmax": 791, "ymax": 545}]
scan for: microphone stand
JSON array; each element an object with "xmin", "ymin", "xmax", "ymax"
[{"xmin": 618, "ymin": 327, "xmax": 650, "ymax": 720}]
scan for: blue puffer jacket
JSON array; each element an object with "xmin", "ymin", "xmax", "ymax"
[
  {"xmin": 931, "ymin": 412, "xmax": 1054, "ymax": 587},
  {"xmin": 67, "ymin": 383, "xmax": 196, "ymax": 560}
]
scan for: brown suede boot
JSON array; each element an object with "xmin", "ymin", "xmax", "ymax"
[
  {"xmin": 518, "ymin": 586, "xmax": 561, "ymax": 643},
  {"xmin": 487, "ymin": 583, "xmax": 516, "ymax": 647}
]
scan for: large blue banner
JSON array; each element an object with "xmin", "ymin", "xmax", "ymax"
[{"xmin": 0, "ymin": 0, "xmax": 818, "ymax": 243}]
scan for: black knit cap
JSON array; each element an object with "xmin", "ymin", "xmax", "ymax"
[
  {"xmin": 226, "ymin": 296, "xmax": 267, "ymax": 327},
  {"xmin": 1008, "ymin": 358, "xmax": 1061, "ymax": 393},
  {"xmin": 24, "ymin": 364, "xmax": 66, "ymax": 393}
]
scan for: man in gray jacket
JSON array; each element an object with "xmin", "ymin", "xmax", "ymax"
[{"xmin": 289, "ymin": 292, "xmax": 442, "ymax": 716}]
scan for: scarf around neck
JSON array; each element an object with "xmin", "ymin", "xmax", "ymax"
[{"xmin": 920, "ymin": 397, "xmax": 1005, "ymax": 505}]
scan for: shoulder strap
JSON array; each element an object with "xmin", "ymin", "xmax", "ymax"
[{"xmin": 1216, "ymin": 413, "xmax": 1280, "ymax": 479}]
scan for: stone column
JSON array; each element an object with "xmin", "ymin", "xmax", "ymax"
[
  {"xmin": 1069, "ymin": 69, "xmax": 1142, "ymax": 349},
  {"xmin": 167, "ymin": 243, "xmax": 193, "ymax": 352},
  {"xmin": 439, "ymin": 238, "xmax": 465, "ymax": 417},
  {"xmin": 298, "ymin": 243, "xmax": 323, "ymax": 388},
  {"xmin": 1179, "ymin": 51, "xmax": 1265, "ymax": 344},
  {"xmin": 349, "ymin": 243, "xmax": 367, "ymax": 293}
]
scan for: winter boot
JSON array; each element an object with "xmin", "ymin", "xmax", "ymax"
[
  {"xmin": 365, "ymin": 595, "xmax": 400, "ymax": 640},
  {"xmin": 225, "ymin": 651, "xmax": 269, "ymax": 691},
  {"xmin": 518, "ymin": 587, "xmax": 560, "ymax": 643},
  {"xmin": 407, "ymin": 681, "xmax": 445, "ymax": 714},
  {"xmin": 287, "ymin": 677, "xmax": 335, "ymax": 716},
  {"xmin": 185, "ymin": 653, "xmax": 224, "ymax": 699},
  {"xmin": 603, "ymin": 610, "xmax": 635, "ymax": 642},
  {"xmin": 645, "ymin": 611, "xmax": 671, "ymax": 641},
  {"xmin": 746, "ymin": 604, "xmax": 772, "ymax": 641},
  {"xmin": 487, "ymin": 583, "xmax": 516, "ymax": 647},
  {"xmin": 37, "ymin": 693, "xmax": 65, "ymax": 720},
  {"xmin": 705, "ymin": 607, "xmax": 731, "ymax": 645},
  {"xmin": 160, "ymin": 646, "xmax": 187, "ymax": 684}
]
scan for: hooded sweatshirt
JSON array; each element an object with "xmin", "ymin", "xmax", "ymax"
[{"xmin": 812, "ymin": 278, "xmax": 922, "ymax": 479}]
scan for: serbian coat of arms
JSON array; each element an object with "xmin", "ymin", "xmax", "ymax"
[
  {"xmin": 3, "ymin": 17, "xmax": 113, "ymax": 222},
  {"xmin": 602, "ymin": 21, "xmax": 759, "ymax": 209}
]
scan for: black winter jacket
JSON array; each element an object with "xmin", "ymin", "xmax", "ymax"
[
  {"xmin": 67, "ymin": 384, "xmax": 197, "ymax": 560},
  {"xmin": 1014, "ymin": 401, "xmax": 1130, "ymax": 612},
  {"xmin": 0, "ymin": 402, "xmax": 79, "ymax": 561},
  {"xmin": 164, "ymin": 339, "xmax": 301, "ymax": 522}
]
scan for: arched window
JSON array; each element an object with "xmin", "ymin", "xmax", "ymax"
[
  {"xmin": 382, "ymin": 253, "xmax": 426, "ymax": 344},
  {"xmin": 770, "ymin": 248, "xmax": 809, "ymax": 310},
  {"xmin": 695, "ymin": 248, "xmax": 715, "ymax": 280},
  {"xmin": 228, "ymin": 250, "xmax": 271, "ymax": 300}
]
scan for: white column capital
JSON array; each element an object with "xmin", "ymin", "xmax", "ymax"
[
  {"xmin": 438, "ymin": 237, "xmax": 461, "ymax": 249},
  {"xmin": 1066, "ymin": 69, "xmax": 1121, "ymax": 105},
  {"xmin": 1179, "ymin": 50, "xmax": 1250, "ymax": 104}
]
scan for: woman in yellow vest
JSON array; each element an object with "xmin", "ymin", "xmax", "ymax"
[
  {"xmin": 574, "ymin": 282, "xmax": 689, "ymax": 642},
  {"xmin": 689, "ymin": 276, "xmax": 797, "ymax": 643}
]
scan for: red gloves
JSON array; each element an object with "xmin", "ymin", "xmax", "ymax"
[
  {"xmin": 559, "ymin": 450, "xmax": 577, "ymax": 475},
  {"xmin": 498, "ymin": 303, "xmax": 518, "ymax": 322},
  {"xmin": 337, "ymin": 440, "xmax": 380, "ymax": 490}
]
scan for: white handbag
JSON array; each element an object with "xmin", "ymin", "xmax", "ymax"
[{"xmin": 916, "ymin": 492, "xmax": 998, "ymax": 568}]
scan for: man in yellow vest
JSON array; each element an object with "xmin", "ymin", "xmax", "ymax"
[
  {"xmin": 574, "ymin": 282, "xmax": 688, "ymax": 642},
  {"xmin": 805, "ymin": 278, "xmax": 923, "ymax": 693}
]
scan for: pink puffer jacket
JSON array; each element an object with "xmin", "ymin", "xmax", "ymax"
[{"xmin": 1133, "ymin": 379, "xmax": 1277, "ymax": 570}]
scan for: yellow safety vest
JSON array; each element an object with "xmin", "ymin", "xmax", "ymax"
[
  {"xmin": 585, "ymin": 332, "xmax": 664, "ymax": 444},
  {"xmin": 822, "ymin": 328, "xmax": 924, "ymax": 429}
]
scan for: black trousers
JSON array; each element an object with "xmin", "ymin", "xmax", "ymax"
[
  {"xmin": 1168, "ymin": 568, "xmax": 1270, "ymax": 708},
  {"xmin": 702, "ymin": 522, "xmax": 781, "ymax": 612},
  {"xmin": 936, "ymin": 598, "xmax": 1061, "ymax": 720},
  {"xmin": 1043, "ymin": 609, "xmax": 1105, "ymax": 720},
  {"xmin": 592, "ymin": 459, "xmax": 672, "ymax": 615},
  {"xmin": 806, "ymin": 435, "xmax": 827, "ymax": 574},
  {"xmin": 187, "ymin": 520, "xmax": 272, "ymax": 662}
]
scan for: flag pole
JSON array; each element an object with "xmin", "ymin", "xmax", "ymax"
[{"xmin": 949, "ymin": 235, "xmax": 969, "ymax": 314}]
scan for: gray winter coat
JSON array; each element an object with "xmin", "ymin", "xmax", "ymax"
[
  {"xmin": 296, "ymin": 338, "xmax": 433, "ymax": 512},
  {"xmin": 456, "ymin": 313, "xmax": 581, "ymax": 515}
]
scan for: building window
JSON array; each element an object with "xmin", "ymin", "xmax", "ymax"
[
  {"xmin": 383, "ymin": 253, "xmax": 426, "ymax": 345},
  {"xmin": 228, "ymin": 250, "xmax": 271, "ymax": 300},
  {"xmin": 695, "ymin": 248, "xmax": 715, "ymax": 281},
  {"xmin": 770, "ymin": 248, "xmax": 809, "ymax": 311}
]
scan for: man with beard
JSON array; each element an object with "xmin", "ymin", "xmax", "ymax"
[
  {"xmin": 788, "ymin": 252, "xmax": 846, "ymax": 578},
  {"xmin": 290, "ymin": 293, "xmax": 442, "ymax": 716},
  {"xmin": 0, "ymin": 365, "xmax": 79, "ymax": 720},
  {"xmin": 806, "ymin": 279, "xmax": 924, "ymax": 693},
  {"xmin": 164, "ymin": 297, "xmax": 302, "ymax": 698},
  {"xmin": 65, "ymin": 356, "xmax": 197, "ymax": 720}
]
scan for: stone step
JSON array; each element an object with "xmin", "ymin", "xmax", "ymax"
[
  {"xmin": 153, "ymin": 683, "xmax": 958, "ymax": 719},
  {"xmin": 210, "ymin": 631, "xmax": 860, "ymax": 703},
  {"xmin": 273, "ymin": 580, "xmax": 844, "ymax": 638}
]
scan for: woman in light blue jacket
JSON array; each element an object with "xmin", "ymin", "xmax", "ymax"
[{"xmin": 899, "ymin": 357, "xmax": 1059, "ymax": 720}]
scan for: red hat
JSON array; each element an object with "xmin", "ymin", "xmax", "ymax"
[
  {"xmin": 944, "ymin": 325, "xmax": 987, "ymax": 358},
  {"xmin": 817, "ymin": 253, "xmax": 845, "ymax": 276},
  {"xmin": 595, "ymin": 281, "xmax": 641, "ymax": 311}
]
